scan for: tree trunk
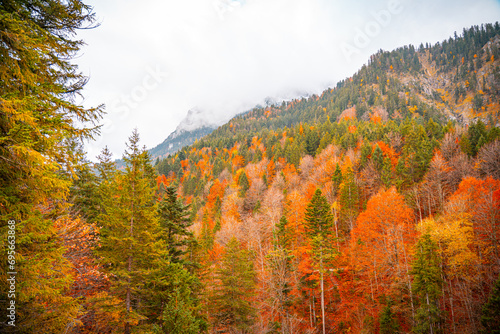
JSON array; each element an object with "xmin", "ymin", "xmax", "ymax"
[{"xmin": 320, "ymin": 267, "xmax": 326, "ymax": 334}]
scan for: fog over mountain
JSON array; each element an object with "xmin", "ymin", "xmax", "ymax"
[{"xmin": 76, "ymin": 0, "xmax": 500, "ymax": 160}]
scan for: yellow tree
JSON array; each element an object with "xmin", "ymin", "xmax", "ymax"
[{"xmin": 0, "ymin": 1, "xmax": 102, "ymax": 332}]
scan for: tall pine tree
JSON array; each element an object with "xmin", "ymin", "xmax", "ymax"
[
  {"xmin": 411, "ymin": 234, "xmax": 443, "ymax": 334},
  {"xmin": 158, "ymin": 184, "xmax": 196, "ymax": 265},
  {"xmin": 304, "ymin": 189, "xmax": 337, "ymax": 334},
  {"xmin": 0, "ymin": 1, "xmax": 102, "ymax": 332},
  {"xmin": 97, "ymin": 130, "xmax": 166, "ymax": 333},
  {"xmin": 210, "ymin": 237, "xmax": 257, "ymax": 333}
]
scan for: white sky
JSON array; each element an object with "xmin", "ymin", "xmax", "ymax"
[{"xmin": 75, "ymin": 0, "xmax": 500, "ymax": 160}]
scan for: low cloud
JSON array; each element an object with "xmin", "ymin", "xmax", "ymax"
[{"xmin": 76, "ymin": 0, "xmax": 500, "ymax": 160}]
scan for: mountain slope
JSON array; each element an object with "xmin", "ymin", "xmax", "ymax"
[
  {"xmin": 149, "ymin": 109, "xmax": 222, "ymax": 161},
  {"xmin": 153, "ymin": 23, "xmax": 500, "ymax": 334}
]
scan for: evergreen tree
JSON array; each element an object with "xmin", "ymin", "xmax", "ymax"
[
  {"xmin": 0, "ymin": 1, "xmax": 102, "ymax": 332},
  {"xmin": 381, "ymin": 157, "xmax": 393, "ymax": 188},
  {"xmin": 266, "ymin": 215, "xmax": 295, "ymax": 333},
  {"xmin": 97, "ymin": 130, "xmax": 166, "ymax": 333},
  {"xmin": 158, "ymin": 184, "xmax": 196, "ymax": 265},
  {"xmin": 211, "ymin": 237, "xmax": 257, "ymax": 333},
  {"xmin": 69, "ymin": 141, "xmax": 101, "ymax": 223},
  {"xmin": 154, "ymin": 262, "xmax": 207, "ymax": 334},
  {"xmin": 379, "ymin": 299, "xmax": 400, "ymax": 334},
  {"xmin": 481, "ymin": 273, "xmax": 500, "ymax": 334},
  {"xmin": 238, "ymin": 171, "xmax": 250, "ymax": 197},
  {"xmin": 332, "ymin": 163, "xmax": 343, "ymax": 195},
  {"xmin": 304, "ymin": 189, "xmax": 337, "ymax": 334},
  {"xmin": 467, "ymin": 120, "xmax": 487, "ymax": 157},
  {"xmin": 305, "ymin": 130, "xmax": 320, "ymax": 156},
  {"xmin": 339, "ymin": 166, "xmax": 360, "ymax": 232},
  {"xmin": 411, "ymin": 234, "xmax": 443, "ymax": 334},
  {"xmin": 96, "ymin": 146, "xmax": 117, "ymax": 182},
  {"xmin": 373, "ymin": 144, "xmax": 384, "ymax": 171}
]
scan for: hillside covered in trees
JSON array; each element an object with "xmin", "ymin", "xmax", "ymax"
[{"xmin": 1, "ymin": 1, "xmax": 500, "ymax": 333}]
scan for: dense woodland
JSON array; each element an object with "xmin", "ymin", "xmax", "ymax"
[{"xmin": 1, "ymin": 1, "xmax": 500, "ymax": 334}]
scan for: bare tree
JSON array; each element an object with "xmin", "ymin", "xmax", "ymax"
[{"xmin": 477, "ymin": 140, "xmax": 500, "ymax": 179}]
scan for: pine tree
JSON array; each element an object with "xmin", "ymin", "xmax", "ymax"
[
  {"xmin": 380, "ymin": 299, "xmax": 400, "ymax": 334},
  {"xmin": 304, "ymin": 189, "xmax": 337, "ymax": 334},
  {"xmin": 158, "ymin": 184, "xmax": 196, "ymax": 265},
  {"xmin": 97, "ymin": 130, "xmax": 166, "ymax": 333},
  {"xmin": 154, "ymin": 262, "xmax": 207, "ymax": 334},
  {"xmin": 332, "ymin": 163, "xmax": 343, "ymax": 195},
  {"xmin": 339, "ymin": 166, "xmax": 360, "ymax": 232},
  {"xmin": 481, "ymin": 273, "xmax": 500, "ymax": 334},
  {"xmin": 69, "ymin": 141, "xmax": 101, "ymax": 223},
  {"xmin": 411, "ymin": 234, "xmax": 443, "ymax": 334},
  {"xmin": 238, "ymin": 171, "xmax": 250, "ymax": 197},
  {"xmin": 96, "ymin": 146, "xmax": 117, "ymax": 182},
  {"xmin": 381, "ymin": 157, "xmax": 393, "ymax": 187},
  {"xmin": 373, "ymin": 144, "xmax": 384, "ymax": 171},
  {"xmin": 266, "ymin": 216, "xmax": 295, "ymax": 333},
  {"xmin": 0, "ymin": 1, "xmax": 102, "ymax": 332},
  {"xmin": 211, "ymin": 237, "xmax": 257, "ymax": 333},
  {"xmin": 305, "ymin": 130, "xmax": 320, "ymax": 156}
]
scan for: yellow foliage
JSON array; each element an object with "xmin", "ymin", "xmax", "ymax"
[{"xmin": 418, "ymin": 215, "xmax": 478, "ymax": 278}]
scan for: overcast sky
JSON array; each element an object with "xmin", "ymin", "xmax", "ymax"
[{"xmin": 76, "ymin": 0, "xmax": 500, "ymax": 160}]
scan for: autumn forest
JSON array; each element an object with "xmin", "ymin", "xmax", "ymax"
[{"xmin": 1, "ymin": 1, "xmax": 500, "ymax": 334}]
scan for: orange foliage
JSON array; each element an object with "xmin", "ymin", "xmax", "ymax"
[
  {"xmin": 266, "ymin": 160, "xmax": 276, "ymax": 184},
  {"xmin": 283, "ymin": 163, "xmax": 297, "ymax": 176},
  {"xmin": 346, "ymin": 187, "xmax": 416, "ymax": 329},
  {"xmin": 370, "ymin": 113, "xmax": 381, "ymax": 124},
  {"xmin": 374, "ymin": 141, "xmax": 399, "ymax": 166},
  {"xmin": 232, "ymin": 155, "xmax": 245, "ymax": 170},
  {"xmin": 447, "ymin": 177, "xmax": 500, "ymax": 265},
  {"xmin": 180, "ymin": 159, "xmax": 189, "ymax": 170}
]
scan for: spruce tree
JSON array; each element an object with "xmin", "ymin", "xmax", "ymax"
[
  {"xmin": 158, "ymin": 184, "xmax": 195, "ymax": 265},
  {"xmin": 332, "ymin": 163, "xmax": 343, "ymax": 195},
  {"xmin": 211, "ymin": 237, "xmax": 257, "ymax": 333},
  {"xmin": 481, "ymin": 273, "xmax": 500, "ymax": 334},
  {"xmin": 238, "ymin": 171, "xmax": 250, "ymax": 197},
  {"xmin": 339, "ymin": 166, "xmax": 359, "ymax": 232},
  {"xmin": 411, "ymin": 234, "xmax": 443, "ymax": 334},
  {"xmin": 97, "ymin": 130, "xmax": 166, "ymax": 333},
  {"xmin": 0, "ymin": 1, "xmax": 102, "ymax": 332},
  {"xmin": 373, "ymin": 144, "xmax": 384, "ymax": 171},
  {"xmin": 304, "ymin": 189, "xmax": 337, "ymax": 334},
  {"xmin": 267, "ymin": 215, "xmax": 295, "ymax": 332},
  {"xmin": 380, "ymin": 299, "xmax": 400, "ymax": 334},
  {"xmin": 154, "ymin": 262, "xmax": 207, "ymax": 334}
]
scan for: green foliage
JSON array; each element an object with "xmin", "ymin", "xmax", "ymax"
[
  {"xmin": 0, "ymin": 1, "xmax": 102, "ymax": 332},
  {"xmin": 210, "ymin": 237, "xmax": 257, "ymax": 333},
  {"xmin": 305, "ymin": 189, "xmax": 334, "ymax": 242},
  {"xmin": 332, "ymin": 163, "xmax": 343, "ymax": 195},
  {"xmin": 379, "ymin": 299, "xmax": 400, "ymax": 334},
  {"xmin": 69, "ymin": 143, "xmax": 101, "ymax": 223},
  {"xmin": 373, "ymin": 144, "xmax": 384, "ymax": 171},
  {"xmin": 305, "ymin": 129, "xmax": 320, "ymax": 156},
  {"xmin": 238, "ymin": 171, "xmax": 250, "ymax": 197},
  {"xmin": 158, "ymin": 185, "xmax": 196, "ymax": 265},
  {"xmin": 381, "ymin": 157, "xmax": 393, "ymax": 188},
  {"xmin": 153, "ymin": 263, "xmax": 207, "ymax": 334},
  {"xmin": 481, "ymin": 273, "xmax": 500, "ymax": 334},
  {"xmin": 97, "ymin": 130, "xmax": 167, "ymax": 332},
  {"xmin": 411, "ymin": 234, "xmax": 443, "ymax": 334},
  {"xmin": 467, "ymin": 120, "xmax": 488, "ymax": 157},
  {"xmin": 339, "ymin": 167, "xmax": 360, "ymax": 233}
]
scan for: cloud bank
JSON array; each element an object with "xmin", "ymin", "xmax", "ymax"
[{"xmin": 76, "ymin": 0, "xmax": 500, "ymax": 160}]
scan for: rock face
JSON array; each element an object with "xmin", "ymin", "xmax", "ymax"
[{"xmin": 148, "ymin": 109, "xmax": 225, "ymax": 160}]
